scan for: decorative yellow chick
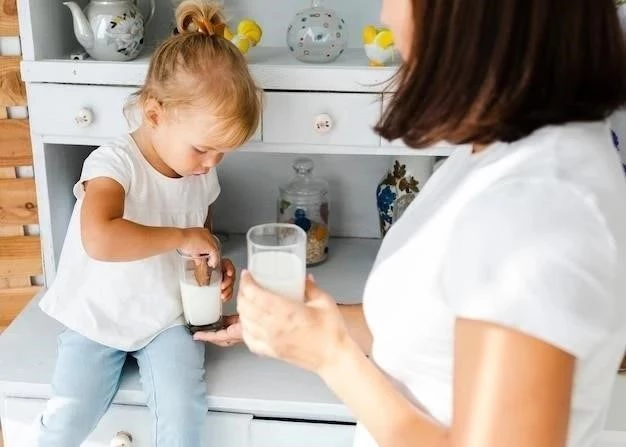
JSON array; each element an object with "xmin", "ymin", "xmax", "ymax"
[
  {"xmin": 224, "ymin": 19, "xmax": 262, "ymax": 55},
  {"xmin": 362, "ymin": 25, "xmax": 398, "ymax": 67}
]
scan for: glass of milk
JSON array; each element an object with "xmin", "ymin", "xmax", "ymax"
[
  {"xmin": 247, "ymin": 223, "xmax": 307, "ymax": 302},
  {"xmin": 177, "ymin": 247, "xmax": 223, "ymax": 334}
]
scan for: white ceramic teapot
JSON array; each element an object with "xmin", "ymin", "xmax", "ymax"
[{"xmin": 64, "ymin": 0, "xmax": 156, "ymax": 61}]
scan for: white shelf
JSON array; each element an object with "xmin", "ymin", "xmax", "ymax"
[
  {"xmin": 0, "ymin": 235, "xmax": 381, "ymax": 421},
  {"xmin": 40, "ymin": 135, "xmax": 455, "ymax": 157},
  {"xmin": 21, "ymin": 47, "xmax": 398, "ymax": 92}
]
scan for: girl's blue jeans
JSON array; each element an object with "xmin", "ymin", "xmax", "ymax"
[{"xmin": 34, "ymin": 325, "xmax": 208, "ymax": 446}]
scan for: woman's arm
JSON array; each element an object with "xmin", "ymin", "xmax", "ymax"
[
  {"xmin": 322, "ymin": 318, "xmax": 574, "ymax": 447},
  {"xmin": 237, "ymin": 275, "xmax": 575, "ymax": 447},
  {"xmin": 81, "ymin": 178, "xmax": 218, "ymax": 261},
  {"xmin": 338, "ymin": 304, "xmax": 372, "ymax": 355}
]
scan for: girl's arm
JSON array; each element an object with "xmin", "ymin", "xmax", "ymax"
[
  {"xmin": 81, "ymin": 177, "xmax": 217, "ymax": 262},
  {"xmin": 322, "ymin": 318, "xmax": 574, "ymax": 447}
]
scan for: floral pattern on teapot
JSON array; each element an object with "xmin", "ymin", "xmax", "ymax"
[{"xmin": 106, "ymin": 10, "xmax": 145, "ymax": 58}]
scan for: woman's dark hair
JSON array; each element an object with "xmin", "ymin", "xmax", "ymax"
[{"xmin": 377, "ymin": 0, "xmax": 626, "ymax": 147}]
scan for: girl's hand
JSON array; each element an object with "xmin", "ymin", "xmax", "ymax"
[
  {"xmin": 220, "ymin": 258, "xmax": 236, "ymax": 301},
  {"xmin": 237, "ymin": 271, "xmax": 350, "ymax": 375},
  {"xmin": 180, "ymin": 228, "xmax": 220, "ymax": 266},
  {"xmin": 194, "ymin": 315, "xmax": 242, "ymax": 347}
]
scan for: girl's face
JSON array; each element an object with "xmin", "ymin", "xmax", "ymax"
[
  {"xmin": 150, "ymin": 106, "xmax": 231, "ymax": 177},
  {"xmin": 380, "ymin": 0, "xmax": 414, "ymax": 61}
]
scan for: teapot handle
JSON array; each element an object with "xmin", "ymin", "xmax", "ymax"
[{"xmin": 138, "ymin": 0, "xmax": 156, "ymax": 27}]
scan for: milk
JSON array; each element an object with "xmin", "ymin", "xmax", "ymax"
[
  {"xmin": 179, "ymin": 270, "xmax": 222, "ymax": 326},
  {"xmin": 249, "ymin": 251, "xmax": 305, "ymax": 301}
]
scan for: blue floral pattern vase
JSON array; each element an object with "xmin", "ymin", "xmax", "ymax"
[{"xmin": 376, "ymin": 157, "xmax": 433, "ymax": 237}]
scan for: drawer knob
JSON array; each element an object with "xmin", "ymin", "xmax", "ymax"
[
  {"xmin": 110, "ymin": 431, "xmax": 133, "ymax": 447},
  {"xmin": 313, "ymin": 113, "xmax": 333, "ymax": 134},
  {"xmin": 75, "ymin": 108, "xmax": 94, "ymax": 128}
]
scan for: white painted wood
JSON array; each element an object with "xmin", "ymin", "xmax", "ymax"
[
  {"xmin": 2, "ymin": 397, "xmax": 252, "ymax": 447},
  {"xmin": 263, "ymin": 91, "xmax": 381, "ymax": 147},
  {"xmin": 27, "ymin": 84, "xmax": 137, "ymax": 139},
  {"xmin": 249, "ymin": 419, "xmax": 355, "ymax": 447},
  {"xmin": 7, "ymin": 106, "xmax": 28, "ymax": 120},
  {"xmin": 0, "ymin": 37, "xmax": 21, "ymax": 56},
  {"xmin": 0, "ymin": 291, "xmax": 357, "ymax": 423},
  {"xmin": 39, "ymin": 136, "xmax": 453, "ymax": 157},
  {"xmin": 21, "ymin": 47, "xmax": 397, "ymax": 92},
  {"xmin": 18, "ymin": 0, "xmax": 78, "ymax": 60}
]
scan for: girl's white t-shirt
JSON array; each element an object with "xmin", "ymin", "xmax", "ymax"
[
  {"xmin": 355, "ymin": 122, "xmax": 626, "ymax": 447},
  {"xmin": 40, "ymin": 135, "xmax": 220, "ymax": 351}
]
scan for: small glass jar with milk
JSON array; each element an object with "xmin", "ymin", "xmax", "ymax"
[
  {"xmin": 278, "ymin": 157, "xmax": 330, "ymax": 266},
  {"xmin": 177, "ymin": 243, "xmax": 223, "ymax": 334}
]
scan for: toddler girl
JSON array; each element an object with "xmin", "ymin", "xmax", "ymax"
[{"xmin": 34, "ymin": 1, "xmax": 260, "ymax": 445}]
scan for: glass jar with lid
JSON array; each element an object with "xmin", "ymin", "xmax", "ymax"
[{"xmin": 278, "ymin": 157, "xmax": 330, "ymax": 265}]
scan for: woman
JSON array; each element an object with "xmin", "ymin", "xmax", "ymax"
[{"xmin": 195, "ymin": 0, "xmax": 626, "ymax": 446}]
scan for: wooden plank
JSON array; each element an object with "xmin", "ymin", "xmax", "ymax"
[
  {"xmin": 0, "ymin": 286, "xmax": 39, "ymax": 328},
  {"xmin": 0, "ymin": 119, "xmax": 32, "ymax": 167},
  {"xmin": 0, "ymin": 166, "xmax": 32, "ymax": 288},
  {"xmin": 0, "ymin": 236, "xmax": 42, "ymax": 277},
  {"xmin": 0, "ymin": 178, "xmax": 37, "ymax": 225},
  {"xmin": 0, "ymin": 56, "xmax": 26, "ymax": 106},
  {"xmin": 0, "ymin": 106, "xmax": 7, "ymax": 119},
  {"xmin": 0, "ymin": 0, "xmax": 18, "ymax": 36}
]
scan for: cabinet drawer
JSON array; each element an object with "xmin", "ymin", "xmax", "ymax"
[
  {"xmin": 2, "ymin": 397, "xmax": 251, "ymax": 447},
  {"xmin": 262, "ymin": 92, "xmax": 381, "ymax": 147},
  {"xmin": 250, "ymin": 419, "xmax": 355, "ymax": 447},
  {"xmin": 27, "ymin": 84, "xmax": 261, "ymax": 142},
  {"xmin": 27, "ymin": 84, "xmax": 137, "ymax": 139}
]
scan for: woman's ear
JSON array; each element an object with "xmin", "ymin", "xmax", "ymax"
[{"xmin": 143, "ymin": 97, "xmax": 163, "ymax": 129}]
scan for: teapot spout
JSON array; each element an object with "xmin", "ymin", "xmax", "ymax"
[{"xmin": 63, "ymin": 2, "xmax": 94, "ymax": 50}]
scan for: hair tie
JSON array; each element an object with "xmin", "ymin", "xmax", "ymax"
[{"xmin": 198, "ymin": 18, "xmax": 214, "ymax": 35}]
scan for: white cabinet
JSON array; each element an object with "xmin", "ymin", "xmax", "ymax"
[
  {"xmin": 27, "ymin": 84, "xmax": 136, "ymax": 139},
  {"xmin": 263, "ymin": 92, "xmax": 381, "ymax": 147},
  {"xmin": 250, "ymin": 419, "xmax": 355, "ymax": 447},
  {"xmin": 3, "ymin": 397, "xmax": 252, "ymax": 447}
]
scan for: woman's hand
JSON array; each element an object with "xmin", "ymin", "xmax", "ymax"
[
  {"xmin": 193, "ymin": 315, "xmax": 242, "ymax": 347},
  {"xmin": 237, "ymin": 271, "xmax": 350, "ymax": 375},
  {"xmin": 220, "ymin": 258, "xmax": 236, "ymax": 301}
]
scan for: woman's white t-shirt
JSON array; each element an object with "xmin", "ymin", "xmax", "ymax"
[
  {"xmin": 39, "ymin": 135, "xmax": 220, "ymax": 351},
  {"xmin": 355, "ymin": 122, "xmax": 626, "ymax": 447}
]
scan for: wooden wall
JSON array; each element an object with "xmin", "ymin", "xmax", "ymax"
[{"xmin": 0, "ymin": 0, "xmax": 41, "ymax": 332}]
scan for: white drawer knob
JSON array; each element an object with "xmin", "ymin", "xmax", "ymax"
[
  {"xmin": 110, "ymin": 431, "xmax": 133, "ymax": 447},
  {"xmin": 313, "ymin": 113, "xmax": 333, "ymax": 134},
  {"xmin": 75, "ymin": 108, "xmax": 94, "ymax": 127}
]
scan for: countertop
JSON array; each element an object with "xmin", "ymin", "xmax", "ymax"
[
  {"xmin": 1, "ymin": 235, "xmax": 625, "ymax": 430},
  {"xmin": 0, "ymin": 236, "xmax": 381, "ymax": 423}
]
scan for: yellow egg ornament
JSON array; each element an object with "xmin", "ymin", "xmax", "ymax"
[
  {"xmin": 224, "ymin": 19, "xmax": 263, "ymax": 55},
  {"xmin": 362, "ymin": 25, "xmax": 398, "ymax": 67}
]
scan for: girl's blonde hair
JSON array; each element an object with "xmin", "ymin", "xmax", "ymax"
[{"xmin": 132, "ymin": 0, "xmax": 261, "ymax": 149}]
